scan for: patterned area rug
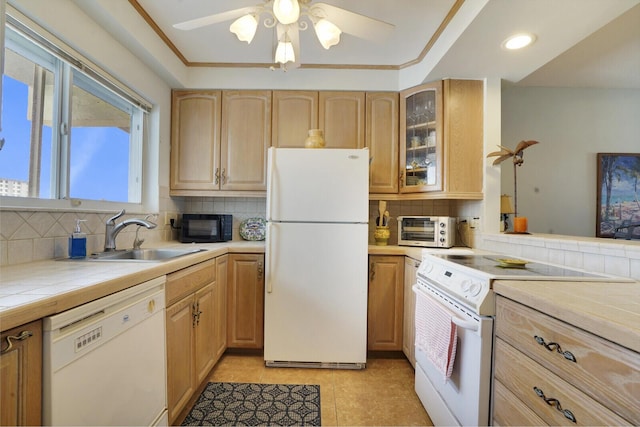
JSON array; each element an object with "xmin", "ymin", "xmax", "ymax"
[{"xmin": 182, "ymin": 382, "xmax": 321, "ymax": 426}]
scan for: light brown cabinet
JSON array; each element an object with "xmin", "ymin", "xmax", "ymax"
[
  {"xmin": 227, "ymin": 253, "xmax": 265, "ymax": 349},
  {"xmin": 165, "ymin": 259, "xmax": 217, "ymax": 424},
  {"xmin": 493, "ymin": 295, "xmax": 639, "ymax": 426},
  {"xmin": 402, "ymin": 257, "xmax": 419, "ymax": 366},
  {"xmin": 213, "ymin": 255, "xmax": 228, "ymax": 362},
  {"xmin": 367, "ymin": 255, "xmax": 404, "ymax": 351},
  {"xmin": 170, "ymin": 90, "xmax": 271, "ymax": 196},
  {"xmin": 220, "ymin": 91, "xmax": 271, "ymax": 191},
  {"xmin": 272, "ymin": 90, "xmax": 364, "ymax": 149},
  {"xmin": 367, "ymin": 92, "xmax": 399, "ymax": 194},
  {"xmin": 0, "ymin": 320, "xmax": 42, "ymax": 427},
  {"xmin": 170, "ymin": 90, "xmax": 221, "ymax": 192},
  {"xmin": 271, "ymin": 91, "xmax": 318, "ymax": 147},
  {"xmin": 399, "ymin": 79, "xmax": 483, "ymax": 198},
  {"xmin": 319, "ymin": 91, "xmax": 365, "ymax": 149}
]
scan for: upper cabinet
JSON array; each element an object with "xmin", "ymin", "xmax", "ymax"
[
  {"xmin": 170, "ymin": 90, "xmax": 271, "ymax": 196},
  {"xmin": 319, "ymin": 91, "xmax": 365, "ymax": 149},
  {"xmin": 272, "ymin": 90, "xmax": 364, "ymax": 149},
  {"xmin": 220, "ymin": 90, "xmax": 271, "ymax": 191},
  {"xmin": 170, "ymin": 90, "xmax": 221, "ymax": 193},
  {"xmin": 399, "ymin": 79, "xmax": 483, "ymax": 199},
  {"xmin": 366, "ymin": 92, "xmax": 399, "ymax": 194},
  {"xmin": 271, "ymin": 91, "xmax": 318, "ymax": 148}
]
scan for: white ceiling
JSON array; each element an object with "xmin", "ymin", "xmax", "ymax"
[{"xmin": 73, "ymin": 0, "xmax": 640, "ymax": 88}]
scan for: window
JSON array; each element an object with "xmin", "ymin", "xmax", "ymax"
[{"xmin": 1, "ymin": 20, "xmax": 146, "ymax": 206}]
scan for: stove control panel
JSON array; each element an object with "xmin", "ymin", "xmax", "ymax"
[{"xmin": 417, "ymin": 258, "xmax": 495, "ymax": 316}]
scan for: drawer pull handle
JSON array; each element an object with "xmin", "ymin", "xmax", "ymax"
[
  {"xmin": 533, "ymin": 386, "xmax": 576, "ymax": 423},
  {"xmin": 1, "ymin": 330, "xmax": 33, "ymax": 354},
  {"xmin": 534, "ymin": 335, "xmax": 577, "ymax": 363}
]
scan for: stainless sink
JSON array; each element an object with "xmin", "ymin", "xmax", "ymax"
[{"xmin": 88, "ymin": 248, "xmax": 207, "ymax": 262}]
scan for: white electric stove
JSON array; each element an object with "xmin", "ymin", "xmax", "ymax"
[{"xmin": 413, "ymin": 250, "xmax": 631, "ymax": 427}]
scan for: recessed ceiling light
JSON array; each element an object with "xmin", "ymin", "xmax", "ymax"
[{"xmin": 502, "ymin": 33, "xmax": 536, "ymax": 50}]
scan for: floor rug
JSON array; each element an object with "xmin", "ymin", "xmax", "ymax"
[{"xmin": 181, "ymin": 382, "xmax": 321, "ymax": 426}]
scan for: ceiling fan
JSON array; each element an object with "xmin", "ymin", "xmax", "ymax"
[{"xmin": 172, "ymin": 0, "xmax": 395, "ymax": 70}]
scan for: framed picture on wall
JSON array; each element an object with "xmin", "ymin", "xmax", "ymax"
[{"xmin": 596, "ymin": 153, "xmax": 640, "ymax": 238}]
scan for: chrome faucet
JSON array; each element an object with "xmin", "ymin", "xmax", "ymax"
[{"xmin": 104, "ymin": 209, "xmax": 157, "ymax": 251}]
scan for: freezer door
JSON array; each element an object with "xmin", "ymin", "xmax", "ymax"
[
  {"xmin": 264, "ymin": 222, "xmax": 368, "ymax": 364},
  {"xmin": 267, "ymin": 148, "xmax": 369, "ymax": 222}
]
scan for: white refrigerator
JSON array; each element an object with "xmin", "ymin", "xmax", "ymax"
[{"xmin": 264, "ymin": 147, "xmax": 369, "ymax": 368}]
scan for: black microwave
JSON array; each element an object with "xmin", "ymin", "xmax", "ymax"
[{"xmin": 180, "ymin": 214, "xmax": 233, "ymax": 243}]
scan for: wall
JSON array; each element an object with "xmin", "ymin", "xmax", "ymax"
[{"xmin": 501, "ymin": 86, "xmax": 640, "ymax": 237}]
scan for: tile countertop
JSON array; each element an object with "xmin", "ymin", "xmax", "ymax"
[
  {"xmin": 0, "ymin": 241, "xmax": 264, "ymax": 332},
  {"xmin": 493, "ymin": 280, "xmax": 640, "ymax": 353},
  {"xmin": 0, "ymin": 242, "xmax": 426, "ymax": 332}
]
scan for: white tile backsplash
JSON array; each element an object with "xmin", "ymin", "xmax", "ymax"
[{"xmin": 478, "ymin": 232, "xmax": 640, "ymax": 280}]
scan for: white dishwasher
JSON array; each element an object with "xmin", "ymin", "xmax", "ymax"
[{"xmin": 43, "ymin": 276, "xmax": 168, "ymax": 426}]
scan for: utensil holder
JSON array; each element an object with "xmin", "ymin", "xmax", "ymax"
[{"xmin": 374, "ymin": 226, "xmax": 391, "ymax": 246}]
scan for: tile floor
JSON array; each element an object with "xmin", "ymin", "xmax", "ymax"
[{"xmin": 198, "ymin": 353, "xmax": 433, "ymax": 426}]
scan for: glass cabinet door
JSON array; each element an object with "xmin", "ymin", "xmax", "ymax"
[{"xmin": 400, "ymin": 82, "xmax": 443, "ymax": 192}]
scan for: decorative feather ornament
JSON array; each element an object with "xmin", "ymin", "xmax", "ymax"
[{"xmin": 487, "ymin": 140, "xmax": 539, "ymax": 218}]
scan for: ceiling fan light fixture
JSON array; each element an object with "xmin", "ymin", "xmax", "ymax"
[
  {"xmin": 273, "ymin": 0, "xmax": 300, "ymax": 25},
  {"xmin": 230, "ymin": 14, "xmax": 258, "ymax": 43},
  {"xmin": 314, "ymin": 19, "xmax": 341, "ymax": 49},
  {"xmin": 502, "ymin": 33, "xmax": 536, "ymax": 50},
  {"xmin": 275, "ymin": 33, "xmax": 295, "ymax": 64}
]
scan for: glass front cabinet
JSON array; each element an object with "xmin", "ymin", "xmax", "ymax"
[
  {"xmin": 399, "ymin": 80, "xmax": 483, "ymax": 198},
  {"xmin": 400, "ymin": 82, "xmax": 443, "ymax": 193}
]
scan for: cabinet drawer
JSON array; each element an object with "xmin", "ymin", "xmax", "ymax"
[
  {"xmin": 496, "ymin": 296, "xmax": 639, "ymax": 424},
  {"xmin": 166, "ymin": 259, "xmax": 216, "ymax": 305},
  {"xmin": 494, "ymin": 338, "xmax": 630, "ymax": 426},
  {"xmin": 493, "ymin": 379, "xmax": 546, "ymax": 426}
]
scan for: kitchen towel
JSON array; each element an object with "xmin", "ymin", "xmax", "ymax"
[{"xmin": 414, "ymin": 287, "xmax": 458, "ymax": 381}]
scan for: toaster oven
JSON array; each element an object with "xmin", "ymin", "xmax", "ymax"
[{"xmin": 397, "ymin": 216, "xmax": 455, "ymax": 248}]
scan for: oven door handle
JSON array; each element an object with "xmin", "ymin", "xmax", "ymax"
[
  {"xmin": 452, "ymin": 316, "xmax": 478, "ymax": 332},
  {"xmin": 413, "ymin": 284, "xmax": 480, "ymax": 332}
]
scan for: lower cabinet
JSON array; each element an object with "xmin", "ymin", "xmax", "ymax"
[
  {"xmin": 0, "ymin": 320, "xmax": 42, "ymax": 426},
  {"xmin": 165, "ymin": 259, "xmax": 217, "ymax": 424},
  {"xmin": 402, "ymin": 257, "xmax": 419, "ymax": 366},
  {"xmin": 493, "ymin": 295, "xmax": 639, "ymax": 426},
  {"xmin": 214, "ymin": 255, "xmax": 228, "ymax": 361},
  {"xmin": 367, "ymin": 255, "xmax": 404, "ymax": 351},
  {"xmin": 227, "ymin": 253, "xmax": 265, "ymax": 349}
]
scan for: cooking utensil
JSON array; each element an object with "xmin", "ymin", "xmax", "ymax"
[{"xmin": 378, "ymin": 201, "xmax": 387, "ymax": 226}]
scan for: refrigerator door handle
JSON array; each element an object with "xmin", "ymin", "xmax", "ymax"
[
  {"xmin": 267, "ymin": 149, "xmax": 275, "ymax": 221},
  {"xmin": 266, "ymin": 222, "xmax": 275, "ymax": 293}
]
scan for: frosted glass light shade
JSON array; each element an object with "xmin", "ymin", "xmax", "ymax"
[
  {"xmin": 275, "ymin": 39, "xmax": 295, "ymax": 64},
  {"xmin": 314, "ymin": 19, "xmax": 341, "ymax": 49},
  {"xmin": 273, "ymin": 0, "xmax": 300, "ymax": 25},
  {"xmin": 230, "ymin": 14, "xmax": 258, "ymax": 43}
]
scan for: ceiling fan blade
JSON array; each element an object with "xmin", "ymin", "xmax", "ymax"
[
  {"xmin": 173, "ymin": 7, "xmax": 257, "ymax": 31},
  {"xmin": 310, "ymin": 3, "xmax": 394, "ymax": 42}
]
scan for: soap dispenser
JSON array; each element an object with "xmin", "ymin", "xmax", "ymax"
[{"xmin": 69, "ymin": 219, "xmax": 87, "ymax": 259}]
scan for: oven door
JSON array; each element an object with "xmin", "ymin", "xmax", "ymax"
[{"xmin": 413, "ymin": 283, "xmax": 493, "ymax": 427}]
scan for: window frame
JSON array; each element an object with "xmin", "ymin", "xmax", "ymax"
[{"xmin": 1, "ymin": 14, "xmax": 150, "ymax": 213}]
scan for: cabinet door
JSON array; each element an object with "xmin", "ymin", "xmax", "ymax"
[
  {"xmin": 213, "ymin": 255, "xmax": 228, "ymax": 362},
  {"xmin": 0, "ymin": 320, "xmax": 42, "ymax": 427},
  {"xmin": 170, "ymin": 90, "xmax": 221, "ymax": 191},
  {"xmin": 442, "ymin": 79, "xmax": 483, "ymax": 196},
  {"xmin": 166, "ymin": 294, "xmax": 195, "ymax": 424},
  {"xmin": 272, "ymin": 91, "xmax": 318, "ymax": 147},
  {"xmin": 367, "ymin": 256, "xmax": 404, "ymax": 351},
  {"xmin": 227, "ymin": 254, "xmax": 265, "ymax": 349},
  {"xmin": 220, "ymin": 91, "xmax": 271, "ymax": 191},
  {"xmin": 399, "ymin": 81, "xmax": 443, "ymax": 193},
  {"xmin": 319, "ymin": 91, "xmax": 365, "ymax": 149},
  {"xmin": 367, "ymin": 92, "xmax": 399, "ymax": 194},
  {"xmin": 194, "ymin": 282, "xmax": 215, "ymax": 385},
  {"xmin": 402, "ymin": 257, "xmax": 419, "ymax": 366}
]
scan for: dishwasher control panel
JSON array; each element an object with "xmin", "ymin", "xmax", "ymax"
[{"xmin": 75, "ymin": 326, "xmax": 102, "ymax": 352}]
